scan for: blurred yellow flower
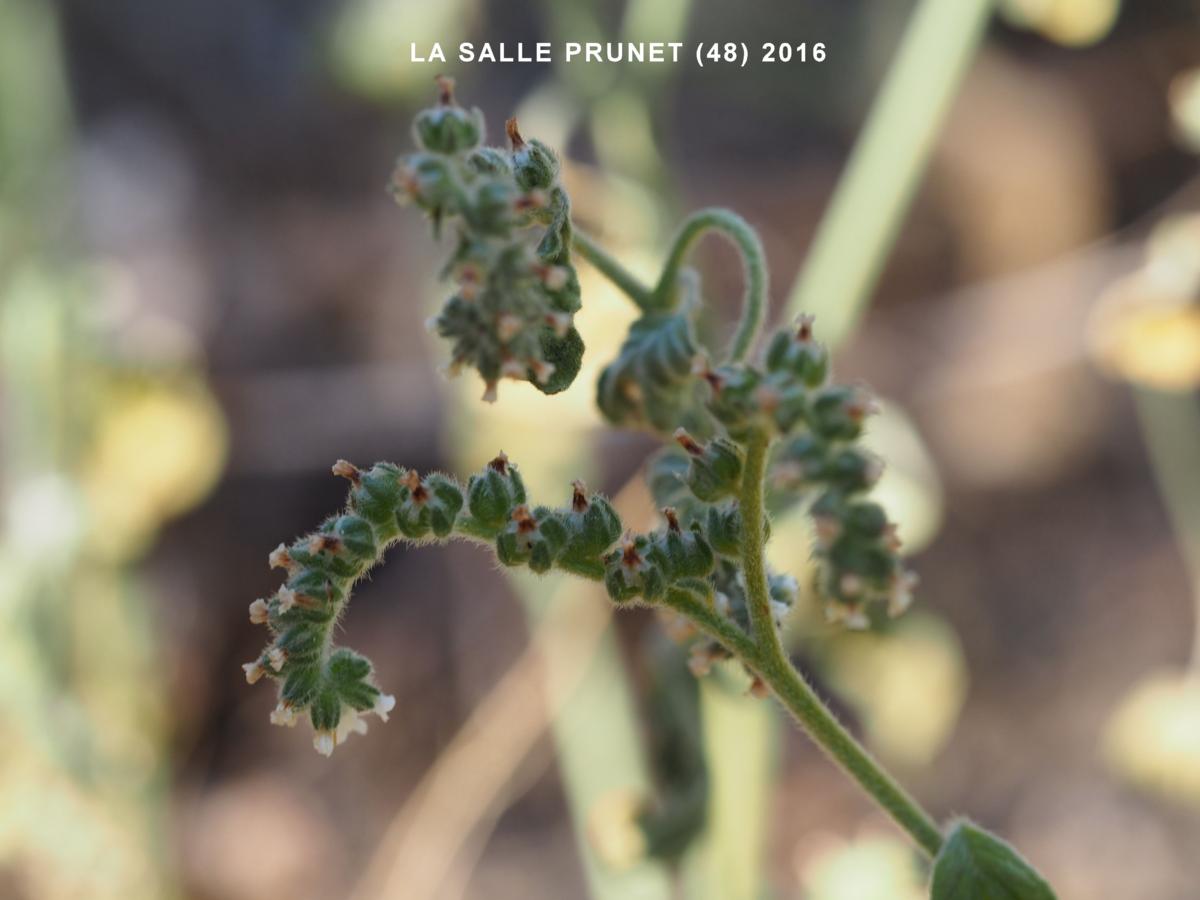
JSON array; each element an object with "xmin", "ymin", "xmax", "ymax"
[
  {"xmin": 796, "ymin": 832, "xmax": 925, "ymax": 900},
  {"xmin": 1103, "ymin": 669, "xmax": 1200, "ymax": 806},
  {"xmin": 82, "ymin": 374, "xmax": 227, "ymax": 560},
  {"xmin": 820, "ymin": 613, "xmax": 968, "ymax": 766},
  {"xmin": 1170, "ymin": 67, "xmax": 1200, "ymax": 153},
  {"xmin": 1087, "ymin": 215, "xmax": 1200, "ymax": 392},
  {"xmin": 1000, "ymin": 0, "xmax": 1121, "ymax": 47}
]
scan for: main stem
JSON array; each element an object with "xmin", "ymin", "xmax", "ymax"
[
  {"xmin": 574, "ymin": 221, "xmax": 944, "ymax": 858},
  {"xmin": 738, "ymin": 430, "xmax": 945, "ymax": 859}
]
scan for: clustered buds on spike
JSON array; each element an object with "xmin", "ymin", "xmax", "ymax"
[
  {"xmin": 246, "ymin": 87, "xmax": 923, "ymax": 759},
  {"xmin": 597, "ymin": 280, "xmax": 706, "ymax": 433},
  {"xmin": 392, "ymin": 78, "xmax": 584, "ymax": 401}
]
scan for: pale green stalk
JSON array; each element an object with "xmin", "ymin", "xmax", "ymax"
[{"xmin": 785, "ymin": 0, "xmax": 994, "ymax": 346}]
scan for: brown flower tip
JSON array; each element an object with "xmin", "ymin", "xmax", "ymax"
[
  {"xmin": 795, "ymin": 313, "xmax": 815, "ymax": 342},
  {"xmin": 511, "ymin": 505, "xmax": 538, "ymax": 533},
  {"xmin": 435, "ymin": 74, "xmax": 456, "ymax": 106},
  {"xmin": 404, "ymin": 469, "xmax": 429, "ymax": 504},
  {"xmin": 488, "ymin": 452, "xmax": 510, "ymax": 475},
  {"xmin": 673, "ymin": 427, "xmax": 704, "ymax": 457},
  {"xmin": 754, "ymin": 385, "xmax": 782, "ymax": 413},
  {"xmin": 748, "ymin": 676, "xmax": 770, "ymax": 699},
  {"xmin": 845, "ymin": 388, "xmax": 880, "ymax": 422},
  {"xmin": 571, "ymin": 480, "xmax": 589, "ymax": 513},
  {"xmin": 692, "ymin": 356, "xmax": 724, "ymax": 393},
  {"xmin": 662, "ymin": 507, "xmax": 681, "ymax": 533},
  {"xmin": 514, "ymin": 190, "xmax": 547, "ymax": 212},
  {"xmin": 331, "ymin": 459, "xmax": 361, "ymax": 484},
  {"xmin": 309, "ymin": 533, "xmax": 342, "ymax": 554},
  {"xmin": 268, "ymin": 543, "xmax": 294, "ymax": 572},
  {"xmin": 505, "ymin": 117, "xmax": 525, "ymax": 149},
  {"xmin": 620, "ymin": 535, "xmax": 642, "ymax": 570}
]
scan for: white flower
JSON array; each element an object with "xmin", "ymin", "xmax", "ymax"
[
  {"xmin": 243, "ymin": 661, "xmax": 266, "ymax": 684},
  {"xmin": 531, "ymin": 360, "xmax": 556, "ymax": 385},
  {"xmin": 248, "ymin": 598, "xmax": 270, "ymax": 625},
  {"xmin": 545, "ymin": 312, "xmax": 571, "ymax": 337},
  {"xmin": 336, "ymin": 709, "xmax": 369, "ymax": 744},
  {"xmin": 541, "ymin": 265, "xmax": 569, "ymax": 291},
  {"xmin": 839, "ymin": 573, "xmax": 864, "ymax": 599},
  {"xmin": 267, "ymin": 647, "xmax": 287, "ymax": 671},
  {"xmin": 373, "ymin": 693, "xmax": 396, "ymax": 722},
  {"xmin": 276, "ymin": 587, "xmax": 297, "ymax": 613},
  {"xmin": 313, "ymin": 731, "xmax": 335, "ymax": 757},
  {"xmin": 269, "ymin": 702, "xmax": 299, "ymax": 727},
  {"xmin": 268, "ymin": 543, "xmax": 293, "ymax": 572},
  {"xmin": 497, "ymin": 314, "xmax": 523, "ymax": 342},
  {"xmin": 887, "ymin": 571, "xmax": 918, "ymax": 618}
]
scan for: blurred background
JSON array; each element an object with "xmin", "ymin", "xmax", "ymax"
[{"xmin": 2, "ymin": 0, "xmax": 1200, "ymax": 897}]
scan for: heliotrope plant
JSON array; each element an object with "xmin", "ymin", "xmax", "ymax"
[{"xmin": 242, "ymin": 79, "xmax": 1056, "ymax": 896}]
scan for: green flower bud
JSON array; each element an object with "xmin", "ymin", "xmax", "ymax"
[
  {"xmin": 467, "ymin": 453, "xmax": 526, "ymax": 528},
  {"xmin": 463, "ymin": 179, "xmax": 518, "ymax": 235},
  {"xmin": 425, "ymin": 473, "xmax": 465, "ymax": 537},
  {"xmin": 842, "ymin": 502, "xmax": 888, "ymax": 538},
  {"xmin": 467, "ymin": 146, "xmax": 512, "ymax": 177},
  {"xmin": 282, "ymin": 667, "xmax": 320, "ymax": 707},
  {"xmin": 507, "ymin": 118, "xmax": 559, "ymax": 191},
  {"xmin": 532, "ymin": 325, "xmax": 584, "ymax": 395},
  {"xmin": 597, "ymin": 301, "xmax": 702, "ymax": 433},
  {"xmin": 277, "ymin": 623, "xmax": 323, "ymax": 664},
  {"xmin": 809, "ymin": 385, "xmax": 877, "ymax": 442},
  {"xmin": 334, "ymin": 514, "xmax": 377, "ymax": 563},
  {"xmin": 675, "ymin": 429, "xmax": 743, "ymax": 502},
  {"xmin": 764, "ymin": 315, "xmax": 828, "ymax": 387},
  {"xmin": 657, "ymin": 509, "xmax": 715, "ymax": 579},
  {"xmin": 345, "ymin": 462, "xmax": 405, "ymax": 532},
  {"xmin": 391, "ymin": 153, "xmax": 454, "ymax": 213},
  {"xmin": 309, "ymin": 687, "xmax": 341, "ymax": 732},
  {"xmin": 823, "ymin": 448, "xmax": 883, "ymax": 494},
  {"xmin": 700, "ymin": 363, "xmax": 766, "ymax": 440},
  {"xmin": 559, "ymin": 483, "xmax": 622, "ymax": 573},
  {"xmin": 704, "ymin": 504, "xmax": 744, "ymax": 558},
  {"xmin": 413, "ymin": 76, "xmax": 484, "ymax": 154}
]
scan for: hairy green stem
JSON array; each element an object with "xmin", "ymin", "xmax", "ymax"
[
  {"xmin": 571, "ymin": 228, "xmax": 655, "ymax": 309},
  {"xmin": 737, "ymin": 429, "xmax": 945, "ymax": 858},
  {"xmin": 652, "ymin": 208, "xmax": 767, "ymax": 363},
  {"xmin": 663, "ymin": 587, "xmax": 761, "ymax": 664}
]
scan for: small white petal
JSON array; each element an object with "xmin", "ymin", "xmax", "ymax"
[
  {"xmin": 269, "ymin": 703, "xmax": 298, "ymax": 727},
  {"xmin": 268, "ymin": 543, "xmax": 292, "ymax": 571},
  {"xmin": 248, "ymin": 598, "xmax": 270, "ymax": 625},
  {"xmin": 276, "ymin": 587, "xmax": 297, "ymax": 613},
  {"xmin": 335, "ymin": 709, "xmax": 370, "ymax": 743},
  {"xmin": 373, "ymin": 693, "xmax": 396, "ymax": 722},
  {"xmin": 243, "ymin": 661, "xmax": 266, "ymax": 684},
  {"xmin": 267, "ymin": 647, "xmax": 287, "ymax": 671},
  {"xmin": 313, "ymin": 732, "xmax": 335, "ymax": 756}
]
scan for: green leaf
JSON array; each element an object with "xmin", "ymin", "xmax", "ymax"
[{"xmin": 930, "ymin": 820, "xmax": 1056, "ymax": 900}]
